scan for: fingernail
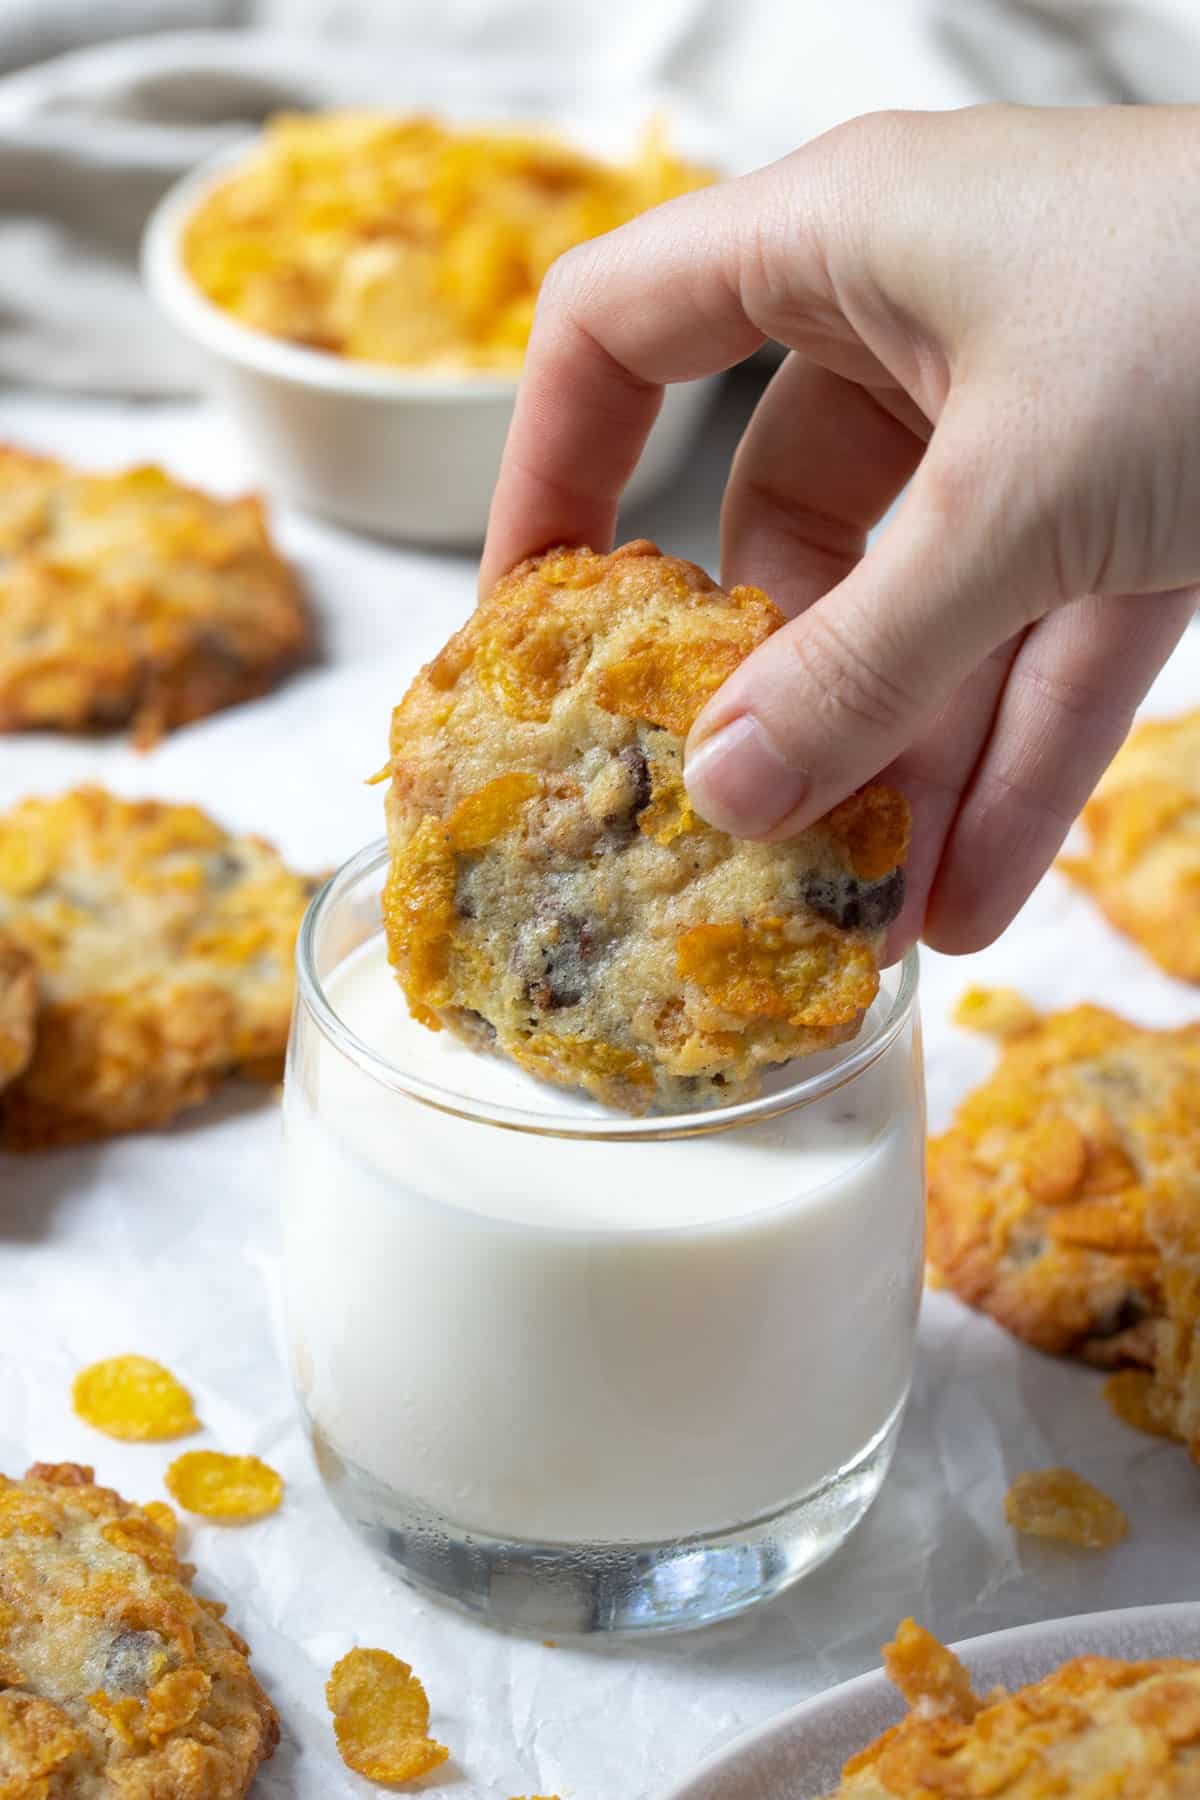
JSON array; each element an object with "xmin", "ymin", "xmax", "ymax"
[{"xmin": 684, "ymin": 714, "xmax": 808, "ymax": 837}]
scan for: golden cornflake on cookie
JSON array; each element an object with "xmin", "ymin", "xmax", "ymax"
[
  {"xmin": 0, "ymin": 445, "xmax": 311, "ymax": 747},
  {"xmin": 0, "ymin": 786, "xmax": 318, "ymax": 1148},
  {"xmin": 1061, "ymin": 708, "xmax": 1200, "ymax": 981},
  {"xmin": 384, "ymin": 541, "xmax": 909, "ymax": 1112},
  {"xmin": 1103, "ymin": 1367, "xmax": 1177, "ymax": 1440},
  {"xmin": 0, "ymin": 1461, "xmax": 277, "ymax": 1795},
  {"xmin": 927, "ymin": 995, "xmax": 1200, "ymax": 1365},
  {"xmin": 326, "ymin": 1648, "xmax": 449, "ymax": 1782},
  {"xmin": 826, "ymin": 1618, "xmax": 1200, "ymax": 1797}
]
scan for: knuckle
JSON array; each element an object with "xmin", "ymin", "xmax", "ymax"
[
  {"xmin": 1010, "ymin": 658, "xmax": 1131, "ymax": 738},
  {"xmin": 786, "ymin": 608, "xmax": 917, "ymax": 740},
  {"xmin": 821, "ymin": 108, "xmax": 915, "ymax": 163},
  {"xmin": 974, "ymin": 762, "xmax": 1076, "ymax": 833},
  {"xmin": 920, "ymin": 434, "xmax": 994, "ymax": 527},
  {"xmin": 738, "ymin": 477, "xmax": 863, "ymax": 568},
  {"xmin": 538, "ymin": 241, "xmax": 595, "ymax": 313}
]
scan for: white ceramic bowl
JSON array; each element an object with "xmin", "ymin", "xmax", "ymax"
[{"xmin": 142, "ymin": 141, "xmax": 715, "ymax": 545}]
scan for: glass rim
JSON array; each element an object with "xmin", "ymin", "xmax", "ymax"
[{"xmin": 295, "ymin": 838, "xmax": 920, "ymax": 1143}]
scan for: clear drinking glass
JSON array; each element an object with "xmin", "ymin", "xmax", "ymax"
[{"xmin": 283, "ymin": 840, "xmax": 925, "ymax": 1636}]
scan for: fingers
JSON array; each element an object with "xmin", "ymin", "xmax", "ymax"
[
  {"xmin": 877, "ymin": 635, "xmax": 1024, "ymax": 962},
  {"xmin": 720, "ymin": 353, "xmax": 929, "ymax": 616},
  {"xmin": 684, "ymin": 398, "xmax": 1059, "ymax": 838},
  {"xmin": 479, "ymin": 148, "xmax": 868, "ymax": 594},
  {"xmin": 924, "ymin": 587, "xmax": 1198, "ymax": 954}
]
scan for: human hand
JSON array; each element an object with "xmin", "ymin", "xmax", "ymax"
[{"xmin": 480, "ymin": 104, "xmax": 1200, "ymax": 955}]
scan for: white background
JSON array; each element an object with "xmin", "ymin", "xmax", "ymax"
[{"xmin": 0, "ymin": 376, "xmax": 1197, "ymax": 1797}]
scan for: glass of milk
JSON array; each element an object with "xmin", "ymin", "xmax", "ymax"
[{"xmin": 283, "ymin": 839, "xmax": 925, "ymax": 1635}]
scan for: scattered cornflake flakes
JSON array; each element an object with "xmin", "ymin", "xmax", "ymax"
[
  {"xmin": 326, "ymin": 1648, "xmax": 449, "ymax": 1783},
  {"xmin": 1103, "ymin": 1368, "xmax": 1179, "ymax": 1439},
  {"xmin": 164, "ymin": 1451, "xmax": 283, "ymax": 1523},
  {"xmin": 72, "ymin": 1355, "xmax": 199, "ymax": 1442},
  {"xmin": 952, "ymin": 986, "xmax": 1040, "ymax": 1038},
  {"xmin": 1005, "ymin": 1467, "xmax": 1128, "ymax": 1549}
]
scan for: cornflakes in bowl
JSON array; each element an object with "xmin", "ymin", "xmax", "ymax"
[
  {"xmin": 144, "ymin": 110, "xmax": 720, "ymax": 541},
  {"xmin": 181, "ymin": 111, "xmax": 710, "ymax": 373}
]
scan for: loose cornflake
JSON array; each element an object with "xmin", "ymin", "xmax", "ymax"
[
  {"xmin": 952, "ymin": 986, "xmax": 1040, "ymax": 1038},
  {"xmin": 164, "ymin": 1451, "xmax": 283, "ymax": 1522},
  {"xmin": 72, "ymin": 1355, "xmax": 199, "ymax": 1442},
  {"xmin": 326, "ymin": 1648, "xmax": 449, "ymax": 1783},
  {"xmin": 1005, "ymin": 1467, "xmax": 1129, "ymax": 1549}
]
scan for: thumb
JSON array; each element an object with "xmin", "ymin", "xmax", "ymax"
[{"xmin": 684, "ymin": 412, "xmax": 1061, "ymax": 837}]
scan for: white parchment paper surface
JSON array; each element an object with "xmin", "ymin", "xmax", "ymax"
[{"xmin": 0, "ymin": 383, "xmax": 1196, "ymax": 1799}]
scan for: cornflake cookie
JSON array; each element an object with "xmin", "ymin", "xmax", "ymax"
[
  {"xmin": 927, "ymin": 995, "xmax": 1200, "ymax": 1364},
  {"xmin": 0, "ymin": 1461, "xmax": 277, "ymax": 1797},
  {"xmin": 1137, "ymin": 1185, "xmax": 1200, "ymax": 1464},
  {"xmin": 0, "ymin": 929, "xmax": 35, "ymax": 1091},
  {"xmin": 0, "ymin": 446, "xmax": 311, "ymax": 747},
  {"xmin": 1061, "ymin": 708, "xmax": 1200, "ymax": 981},
  {"xmin": 0, "ymin": 786, "xmax": 318, "ymax": 1148},
  {"xmin": 383, "ymin": 541, "xmax": 910, "ymax": 1112},
  {"xmin": 827, "ymin": 1618, "xmax": 1200, "ymax": 1798},
  {"xmin": 183, "ymin": 112, "xmax": 710, "ymax": 371}
]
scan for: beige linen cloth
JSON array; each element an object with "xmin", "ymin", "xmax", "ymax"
[{"xmin": 0, "ymin": 0, "xmax": 1195, "ymax": 396}]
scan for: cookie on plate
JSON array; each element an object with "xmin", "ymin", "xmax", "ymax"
[
  {"xmin": 0, "ymin": 786, "xmax": 318, "ymax": 1148},
  {"xmin": 0, "ymin": 1461, "xmax": 277, "ymax": 1796},
  {"xmin": 383, "ymin": 540, "xmax": 910, "ymax": 1112},
  {"xmin": 927, "ymin": 995, "xmax": 1200, "ymax": 1365},
  {"xmin": 0, "ymin": 930, "xmax": 36, "ymax": 1092},
  {"xmin": 0, "ymin": 446, "xmax": 311, "ymax": 748},
  {"xmin": 1060, "ymin": 709, "xmax": 1200, "ymax": 981},
  {"xmin": 827, "ymin": 1618, "xmax": 1200, "ymax": 1797}
]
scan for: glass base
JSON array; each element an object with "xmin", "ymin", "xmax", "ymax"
[{"xmin": 308, "ymin": 1399, "xmax": 906, "ymax": 1636}]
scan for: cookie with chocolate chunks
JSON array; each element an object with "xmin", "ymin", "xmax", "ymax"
[
  {"xmin": 383, "ymin": 541, "xmax": 909, "ymax": 1112},
  {"xmin": 928, "ymin": 994, "xmax": 1200, "ymax": 1365},
  {"xmin": 0, "ymin": 1461, "xmax": 277, "ymax": 1796}
]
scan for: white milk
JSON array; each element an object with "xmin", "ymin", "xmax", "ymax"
[{"xmin": 283, "ymin": 935, "xmax": 925, "ymax": 1547}]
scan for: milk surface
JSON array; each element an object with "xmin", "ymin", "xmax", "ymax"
[{"xmin": 283, "ymin": 935, "xmax": 925, "ymax": 1545}]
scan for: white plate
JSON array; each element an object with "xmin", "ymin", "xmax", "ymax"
[{"xmin": 660, "ymin": 1603, "xmax": 1200, "ymax": 1800}]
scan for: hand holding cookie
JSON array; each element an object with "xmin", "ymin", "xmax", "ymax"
[{"xmin": 483, "ymin": 104, "xmax": 1200, "ymax": 960}]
